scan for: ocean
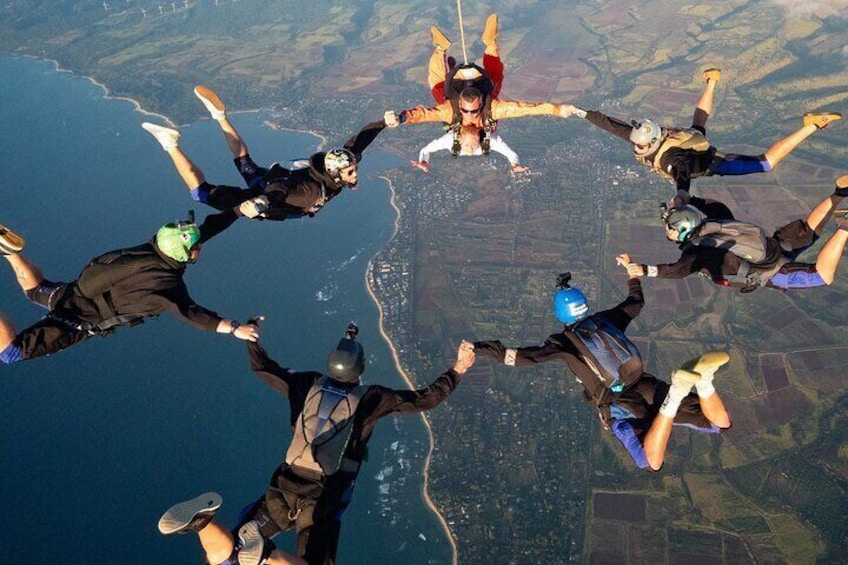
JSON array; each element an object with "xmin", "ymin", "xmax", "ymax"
[{"xmin": 0, "ymin": 53, "xmax": 452, "ymax": 564}]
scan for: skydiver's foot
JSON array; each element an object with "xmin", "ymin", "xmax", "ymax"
[
  {"xmin": 679, "ymin": 350, "xmax": 730, "ymax": 382},
  {"xmin": 481, "ymin": 13, "xmax": 498, "ymax": 46},
  {"xmin": 702, "ymin": 68, "xmax": 721, "ymax": 84},
  {"xmin": 0, "ymin": 224, "xmax": 25, "ymax": 256},
  {"xmin": 803, "ymin": 112, "xmax": 842, "ymax": 130},
  {"xmin": 142, "ymin": 122, "xmax": 181, "ymax": 150},
  {"xmin": 834, "ymin": 209, "xmax": 848, "ymax": 230},
  {"xmin": 194, "ymin": 85, "xmax": 227, "ymax": 121},
  {"xmin": 157, "ymin": 492, "xmax": 222, "ymax": 535},
  {"xmin": 430, "ymin": 26, "xmax": 451, "ymax": 51},
  {"xmin": 834, "ymin": 174, "xmax": 848, "ymax": 197},
  {"xmin": 237, "ymin": 521, "xmax": 266, "ymax": 565}
]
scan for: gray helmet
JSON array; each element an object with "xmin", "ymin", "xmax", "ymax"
[
  {"xmin": 324, "ymin": 148, "xmax": 357, "ymax": 179},
  {"xmin": 629, "ymin": 119, "xmax": 663, "ymax": 156},
  {"xmin": 327, "ymin": 323, "xmax": 365, "ymax": 383},
  {"xmin": 665, "ymin": 205, "xmax": 706, "ymax": 242}
]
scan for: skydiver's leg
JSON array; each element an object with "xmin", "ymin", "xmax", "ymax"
[
  {"xmin": 813, "ymin": 219, "xmax": 848, "ymax": 285},
  {"xmin": 197, "ymin": 521, "xmax": 237, "ymax": 565},
  {"xmin": 428, "ymin": 27, "xmax": 452, "ymax": 104},
  {"xmin": 194, "ymin": 86, "xmax": 250, "ymax": 159},
  {"xmin": 4, "ymin": 253, "xmax": 44, "ymax": 293},
  {"xmin": 762, "ymin": 113, "xmax": 842, "ymax": 169},
  {"xmin": 642, "ymin": 413, "xmax": 674, "ymax": 471},
  {"xmin": 141, "ymin": 123, "xmax": 207, "ymax": 190},
  {"xmin": 692, "ymin": 68, "xmax": 720, "ymax": 130},
  {"xmin": 0, "ymin": 314, "xmax": 16, "ymax": 353},
  {"xmin": 481, "ymin": 14, "xmax": 504, "ymax": 98},
  {"xmin": 698, "ymin": 392, "xmax": 731, "ymax": 428}
]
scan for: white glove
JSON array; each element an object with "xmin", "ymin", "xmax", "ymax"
[{"xmin": 239, "ymin": 195, "xmax": 270, "ymax": 219}]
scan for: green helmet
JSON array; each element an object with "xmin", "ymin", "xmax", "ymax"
[{"xmin": 156, "ymin": 218, "xmax": 201, "ymax": 263}]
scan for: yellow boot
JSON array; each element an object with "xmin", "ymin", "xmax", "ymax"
[
  {"xmin": 702, "ymin": 68, "xmax": 721, "ymax": 84},
  {"xmin": 803, "ymin": 112, "xmax": 842, "ymax": 129},
  {"xmin": 430, "ymin": 26, "xmax": 451, "ymax": 51},
  {"xmin": 481, "ymin": 14, "xmax": 498, "ymax": 47},
  {"xmin": 679, "ymin": 350, "xmax": 730, "ymax": 381}
]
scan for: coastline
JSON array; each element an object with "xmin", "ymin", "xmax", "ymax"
[{"xmin": 365, "ymin": 174, "xmax": 459, "ymax": 565}]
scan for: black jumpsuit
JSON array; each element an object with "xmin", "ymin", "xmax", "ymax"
[{"xmin": 234, "ymin": 340, "xmax": 463, "ymax": 565}]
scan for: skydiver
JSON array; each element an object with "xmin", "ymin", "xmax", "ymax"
[
  {"xmin": 562, "ymin": 68, "xmax": 842, "ymax": 194},
  {"xmin": 471, "ymin": 266, "xmax": 731, "ymax": 471},
  {"xmin": 142, "ymin": 87, "xmax": 399, "ymax": 222},
  {"xmin": 620, "ymin": 174, "xmax": 848, "ymax": 292},
  {"xmin": 410, "ymin": 124, "xmax": 528, "ymax": 174},
  {"xmin": 394, "ymin": 14, "xmax": 572, "ymax": 133},
  {"xmin": 158, "ymin": 323, "xmax": 475, "ymax": 565},
  {"xmin": 0, "ymin": 211, "xmax": 258, "ymax": 364}
]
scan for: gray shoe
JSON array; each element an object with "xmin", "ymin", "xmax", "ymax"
[
  {"xmin": 0, "ymin": 224, "xmax": 25, "ymax": 255},
  {"xmin": 237, "ymin": 520, "xmax": 267, "ymax": 565},
  {"xmin": 158, "ymin": 492, "xmax": 222, "ymax": 535},
  {"xmin": 142, "ymin": 122, "xmax": 181, "ymax": 150}
]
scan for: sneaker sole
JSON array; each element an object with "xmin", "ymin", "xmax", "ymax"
[
  {"xmin": 835, "ymin": 175, "xmax": 848, "ymax": 190},
  {"xmin": 0, "ymin": 224, "xmax": 25, "ymax": 255},
  {"xmin": 680, "ymin": 351, "xmax": 730, "ymax": 376},
  {"xmin": 237, "ymin": 521, "xmax": 266, "ymax": 565},
  {"xmin": 158, "ymin": 492, "xmax": 222, "ymax": 535},
  {"xmin": 194, "ymin": 85, "xmax": 226, "ymax": 113},
  {"xmin": 671, "ymin": 368, "xmax": 702, "ymax": 388}
]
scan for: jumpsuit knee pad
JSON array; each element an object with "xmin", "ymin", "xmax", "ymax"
[
  {"xmin": 190, "ymin": 182, "xmax": 212, "ymax": 204},
  {"xmin": 25, "ymin": 280, "xmax": 66, "ymax": 311},
  {"xmin": 0, "ymin": 342, "xmax": 23, "ymax": 364}
]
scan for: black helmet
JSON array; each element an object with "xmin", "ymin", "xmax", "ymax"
[{"xmin": 327, "ymin": 323, "xmax": 365, "ymax": 383}]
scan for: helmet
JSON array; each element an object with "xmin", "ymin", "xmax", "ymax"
[
  {"xmin": 629, "ymin": 119, "xmax": 663, "ymax": 156},
  {"xmin": 327, "ymin": 323, "xmax": 365, "ymax": 383},
  {"xmin": 665, "ymin": 205, "xmax": 706, "ymax": 242},
  {"xmin": 156, "ymin": 213, "xmax": 201, "ymax": 263},
  {"xmin": 553, "ymin": 286, "xmax": 589, "ymax": 325},
  {"xmin": 324, "ymin": 148, "xmax": 357, "ymax": 178}
]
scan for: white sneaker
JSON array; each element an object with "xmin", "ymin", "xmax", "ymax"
[
  {"xmin": 237, "ymin": 520, "xmax": 266, "ymax": 565},
  {"xmin": 142, "ymin": 122, "xmax": 181, "ymax": 150},
  {"xmin": 194, "ymin": 85, "xmax": 227, "ymax": 120},
  {"xmin": 157, "ymin": 492, "xmax": 222, "ymax": 535}
]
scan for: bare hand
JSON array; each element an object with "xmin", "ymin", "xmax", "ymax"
[
  {"xmin": 384, "ymin": 111, "xmax": 400, "ymax": 128},
  {"xmin": 410, "ymin": 160, "xmax": 430, "ymax": 173},
  {"xmin": 453, "ymin": 340, "xmax": 475, "ymax": 374},
  {"xmin": 511, "ymin": 164, "xmax": 529, "ymax": 174},
  {"xmin": 616, "ymin": 254, "xmax": 644, "ymax": 278},
  {"xmin": 234, "ymin": 323, "xmax": 260, "ymax": 342}
]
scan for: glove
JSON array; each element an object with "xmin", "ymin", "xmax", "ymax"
[{"xmin": 239, "ymin": 195, "xmax": 270, "ymax": 219}]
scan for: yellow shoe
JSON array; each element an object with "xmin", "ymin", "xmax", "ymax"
[
  {"xmin": 194, "ymin": 85, "xmax": 226, "ymax": 120},
  {"xmin": 430, "ymin": 26, "xmax": 451, "ymax": 51},
  {"xmin": 836, "ymin": 174, "xmax": 848, "ymax": 190},
  {"xmin": 0, "ymin": 224, "xmax": 25, "ymax": 255},
  {"xmin": 680, "ymin": 350, "xmax": 730, "ymax": 380},
  {"xmin": 481, "ymin": 14, "xmax": 498, "ymax": 47},
  {"xmin": 803, "ymin": 112, "xmax": 842, "ymax": 129},
  {"xmin": 702, "ymin": 68, "xmax": 721, "ymax": 84}
]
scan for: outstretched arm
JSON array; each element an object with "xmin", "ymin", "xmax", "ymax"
[
  {"xmin": 578, "ymin": 109, "xmax": 634, "ymax": 143},
  {"xmin": 488, "ymin": 135, "xmax": 524, "ymax": 170},
  {"xmin": 245, "ymin": 339, "xmax": 317, "ymax": 397},
  {"xmin": 344, "ymin": 118, "xmax": 389, "ymax": 158},
  {"xmin": 617, "ymin": 252, "xmax": 703, "ymax": 280},
  {"xmin": 490, "ymin": 99, "xmax": 571, "ymax": 120},
  {"xmin": 595, "ymin": 256, "xmax": 646, "ymax": 330},
  {"xmin": 413, "ymin": 133, "xmax": 454, "ymax": 171},
  {"xmin": 198, "ymin": 209, "xmax": 239, "ymax": 244},
  {"xmin": 473, "ymin": 338, "xmax": 566, "ymax": 367},
  {"xmin": 368, "ymin": 341, "xmax": 475, "ymax": 418}
]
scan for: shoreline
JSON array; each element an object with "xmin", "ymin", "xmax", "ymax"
[{"xmin": 365, "ymin": 174, "xmax": 459, "ymax": 565}]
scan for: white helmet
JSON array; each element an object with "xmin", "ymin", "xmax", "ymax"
[
  {"xmin": 629, "ymin": 119, "xmax": 663, "ymax": 156},
  {"xmin": 324, "ymin": 148, "xmax": 357, "ymax": 178}
]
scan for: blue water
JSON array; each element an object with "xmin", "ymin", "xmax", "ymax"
[{"xmin": 0, "ymin": 53, "xmax": 451, "ymax": 564}]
